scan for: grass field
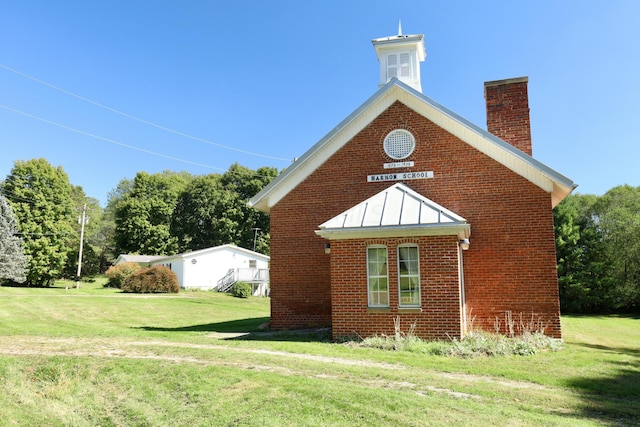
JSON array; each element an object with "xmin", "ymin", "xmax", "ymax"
[{"xmin": 0, "ymin": 278, "xmax": 638, "ymax": 426}]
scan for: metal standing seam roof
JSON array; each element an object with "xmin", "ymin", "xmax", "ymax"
[
  {"xmin": 249, "ymin": 78, "xmax": 576, "ymax": 213},
  {"xmin": 316, "ymin": 183, "xmax": 470, "ymax": 240}
]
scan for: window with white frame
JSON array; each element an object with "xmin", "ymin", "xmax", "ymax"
[
  {"xmin": 367, "ymin": 246, "xmax": 389, "ymax": 307},
  {"xmin": 386, "ymin": 52, "xmax": 412, "ymax": 82},
  {"xmin": 398, "ymin": 245, "xmax": 420, "ymax": 307}
]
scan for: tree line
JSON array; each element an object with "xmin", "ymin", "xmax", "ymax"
[
  {"xmin": 0, "ymin": 158, "xmax": 276, "ymax": 286},
  {"xmin": 1, "ymin": 157, "xmax": 639, "ymax": 314},
  {"xmin": 554, "ymin": 185, "xmax": 640, "ymax": 314}
]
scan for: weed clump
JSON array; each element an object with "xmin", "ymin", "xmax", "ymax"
[
  {"xmin": 349, "ymin": 316, "xmax": 562, "ymax": 358},
  {"xmin": 121, "ymin": 265, "xmax": 180, "ymax": 293},
  {"xmin": 432, "ymin": 330, "xmax": 562, "ymax": 357}
]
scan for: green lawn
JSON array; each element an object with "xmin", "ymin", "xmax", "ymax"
[{"xmin": 0, "ymin": 279, "xmax": 638, "ymax": 426}]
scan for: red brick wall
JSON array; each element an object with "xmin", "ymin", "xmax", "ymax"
[
  {"xmin": 330, "ymin": 236, "xmax": 462, "ymax": 340},
  {"xmin": 485, "ymin": 77, "xmax": 532, "ymax": 156},
  {"xmin": 269, "ymin": 100, "xmax": 561, "ymax": 338}
]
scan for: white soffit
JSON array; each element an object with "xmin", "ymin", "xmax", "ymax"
[
  {"xmin": 316, "ymin": 183, "xmax": 470, "ymax": 240},
  {"xmin": 251, "ymin": 87, "xmax": 396, "ymax": 212},
  {"xmin": 249, "ymin": 79, "xmax": 575, "ymax": 212}
]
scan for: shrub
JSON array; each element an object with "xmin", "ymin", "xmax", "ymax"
[
  {"xmin": 121, "ymin": 265, "xmax": 180, "ymax": 294},
  {"xmin": 104, "ymin": 262, "xmax": 141, "ymax": 288},
  {"xmin": 231, "ymin": 281, "xmax": 251, "ymax": 298}
]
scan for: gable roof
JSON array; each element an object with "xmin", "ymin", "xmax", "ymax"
[
  {"xmin": 316, "ymin": 183, "xmax": 469, "ymax": 240},
  {"xmin": 249, "ymin": 78, "xmax": 575, "ymax": 213},
  {"xmin": 115, "ymin": 254, "xmax": 166, "ymax": 265},
  {"xmin": 152, "ymin": 244, "xmax": 270, "ymax": 263}
]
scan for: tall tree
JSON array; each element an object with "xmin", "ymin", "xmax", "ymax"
[
  {"xmin": 171, "ymin": 164, "xmax": 278, "ymax": 254},
  {"xmin": 0, "ymin": 192, "xmax": 27, "ymax": 283},
  {"xmin": 114, "ymin": 171, "xmax": 191, "ymax": 255},
  {"xmin": 221, "ymin": 163, "xmax": 278, "ymax": 253},
  {"xmin": 594, "ymin": 185, "xmax": 640, "ymax": 312},
  {"xmin": 554, "ymin": 193, "xmax": 612, "ymax": 313},
  {"xmin": 2, "ymin": 159, "xmax": 75, "ymax": 286},
  {"xmin": 100, "ymin": 177, "xmax": 134, "ymax": 269},
  {"xmin": 171, "ymin": 174, "xmax": 241, "ymax": 252}
]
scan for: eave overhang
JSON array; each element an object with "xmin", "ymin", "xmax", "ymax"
[
  {"xmin": 315, "ymin": 223, "xmax": 470, "ymax": 241},
  {"xmin": 249, "ymin": 79, "xmax": 576, "ymax": 213},
  {"xmin": 315, "ymin": 182, "xmax": 470, "ymax": 241},
  {"xmin": 372, "ymin": 34, "xmax": 426, "ymax": 62}
]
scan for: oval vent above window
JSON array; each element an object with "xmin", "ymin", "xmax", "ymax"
[{"xmin": 383, "ymin": 129, "xmax": 416, "ymax": 160}]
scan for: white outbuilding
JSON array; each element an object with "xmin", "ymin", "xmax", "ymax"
[{"xmin": 150, "ymin": 244, "xmax": 270, "ymax": 295}]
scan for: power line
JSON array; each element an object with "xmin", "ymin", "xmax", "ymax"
[
  {"xmin": 0, "ymin": 104, "xmax": 283, "ymax": 180},
  {"xmin": 0, "ymin": 63, "xmax": 293, "ymax": 162},
  {"xmin": 2, "ymin": 164, "xmax": 279, "ymax": 208},
  {"xmin": 0, "ymin": 104, "xmax": 227, "ymax": 171},
  {"xmin": 15, "ymin": 232, "xmax": 70, "ymax": 236}
]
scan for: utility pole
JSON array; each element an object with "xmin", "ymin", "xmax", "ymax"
[
  {"xmin": 252, "ymin": 227, "xmax": 261, "ymax": 252},
  {"xmin": 75, "ymin": 204, "xmax": 88, "ymax": 289}
]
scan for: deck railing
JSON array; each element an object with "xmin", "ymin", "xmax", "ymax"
[{"xmin": 215, "ymin": 268, "xmax": 269, "ymax": 295}]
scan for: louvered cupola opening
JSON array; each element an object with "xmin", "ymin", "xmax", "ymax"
[{"xmin": 372, "ymin": 22, "xmax": 426, "ymax": 92}]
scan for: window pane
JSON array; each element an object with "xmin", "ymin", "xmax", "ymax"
[
  {"xmin": 387, "ymin": 54, "xmax": 398, "ymax": 80},
  {"xmin": 378, "ymin": 277, "xmax": 388, "ymax": 291},
  {"xmin": 377, "ymin": 261, "xmax": 387, "ymax": 275},
  {"xmin": 368, "ymin": 247, "xmax": 389, "ymax": 307},
  {"xmin": 400, "ymin": 53, "xmax": 411, "ymax": 78},
  {"xmin": 378, "ymin": 291, "xmax": 389, "ymax": 306},
  {"xmin": 406, "ymin": 260, "xmax": 418, "ymax": 275},
  {"xmin": 398, "ymin": 246, "xmax": 420, "ymax": 307}
]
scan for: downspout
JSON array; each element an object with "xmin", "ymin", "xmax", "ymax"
[{"xmin": 458, "ymin": 241, "xmax": 468, "ymax": 336}]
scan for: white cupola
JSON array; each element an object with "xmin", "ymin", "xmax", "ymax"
[{"xmin": 372, "ymin": 22, "xmax": 426, "ymax": 92}]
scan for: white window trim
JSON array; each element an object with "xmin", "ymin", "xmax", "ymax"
[
  {"xmin": 386, "ymin": 51, "xmax": 414, "ymax": 82},
  {"xmin": 367, "ymin": 245, "xmax": 389, "ymax": 308},
  {"xmin": 397, "ymin": 244, "xmax": 421, "ymax": 308}
]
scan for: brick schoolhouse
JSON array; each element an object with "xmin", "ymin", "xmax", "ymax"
[{"xmin": 249, "ymin": 27, "xmax": 575, "ymax": 340}]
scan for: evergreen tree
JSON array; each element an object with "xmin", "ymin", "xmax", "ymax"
[{"xmin": 0, "ymin": 193, "xmax": 27, "ymax": 283}]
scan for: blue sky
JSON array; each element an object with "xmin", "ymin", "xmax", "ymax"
[{"xmin": 1, "ymin": 1, "xmax": 639, "ymax": 206}]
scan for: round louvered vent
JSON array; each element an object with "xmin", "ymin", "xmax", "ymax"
[{"xmin": 383, "ymin": 129, "xmax": 415, "ymax": 160}]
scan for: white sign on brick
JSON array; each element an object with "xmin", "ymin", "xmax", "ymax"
[{"xmin": 367, "ymin": 171, "xmax": 434, "ymax": 182}]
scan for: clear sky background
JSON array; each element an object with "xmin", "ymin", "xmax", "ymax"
[{"xmin": 1, "ymin": 1, "xmax": 638, "ymax": 206}]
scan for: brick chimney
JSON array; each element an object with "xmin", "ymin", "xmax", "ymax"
[{"xmin": 484, "ymin": 77, "xmax": 532, "ymax": 156}]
